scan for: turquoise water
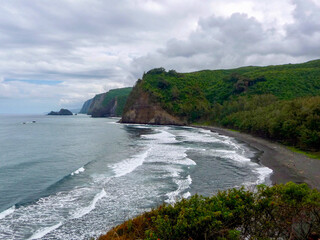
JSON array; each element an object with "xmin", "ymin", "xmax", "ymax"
[{"xmin": 0, "ymin": 115, "xmax": 271, "ymax": 239}]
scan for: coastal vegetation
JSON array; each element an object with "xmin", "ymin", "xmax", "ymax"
[
  {"xmin": 128, "ymin": 59, "xmax": 320, "ymax": 152},
  {"xmin": 99, "ymin": 182, "xmax": 320, "ymax": 240},
  {"xmin": 211, "ymin": 95, "xmax": 320, "ymax": 152}
]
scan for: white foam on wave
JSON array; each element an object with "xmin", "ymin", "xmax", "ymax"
[
  {"xmin": 111, "ymin": 149, "xmax": 149, "ymax": 177},
  {"xmin": 166, "ymin": 175, "xmax": 192, "ymax": 204},
  {"xmin": 204, "ymin": 149, "xmax": 251, "ymax": 163},
  {"xmin": 194, "ymin": 129, "xmax": 273, "ymax": 185},
  {"xmin": 0, "ymin": 183, "xmax": 109, "ymax": 239},
  {"xmin": 224, "ymin": 152, "xmax": 251, "ymax": 163},
  {"xmin": 176, "ymin": 130, "xmax": 221, "ymax": 143},
  {"xmin": 254, "ymin": 167, "xmax": 273, "ymax": 185},
  {"xmin": 141, "ymin": 130, "xmax": 178, "ymax": 144},
  {"xmin": 106, "ymin": 121, "xmax": 119, "ymax": 124},
  {"xmin": 72, "ymin": 189, "xmax": 106, "ymax": 219},
  {"xmin": 0, "ymin": 206, "xmax": 15, "ymax": 220},
  {"xmin": 28, "ymin": 222, "xmax": 62, "ymax": 240},
  {"xmin": 147, "ymin": 143, "xmax": 196, "ymax": 166},
  {"xmin": 71, "ymin": 166, "xmax": 85, "ymax": 176},
  {"xmin": 182, "ymin": 192, "xmax": 191, "ymax": 199},
  {"xmin": 131, "ymin": 124, "xmax": 150, "ymax": 129},
  {"xmin": 141, "ymin": 128, "xmax": 197, "ymax": 165}
]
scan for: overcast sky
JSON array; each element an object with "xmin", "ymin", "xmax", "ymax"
[{"xmin": 0, "ymin": 0, "xmax": 320, "ymax": 113}]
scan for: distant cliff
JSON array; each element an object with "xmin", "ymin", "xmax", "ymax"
[
  {"xmin": 85, "ymin": 87, "xmax": 132, "ymax": 117},
  {"xmin": 79, "ymin": 98, "xmax": 93, "ymax": 114}
]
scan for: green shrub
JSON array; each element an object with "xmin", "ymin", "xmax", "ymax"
[{"xmin": 99, "ymin": 182, "xmax": 320, "ymax": 240}]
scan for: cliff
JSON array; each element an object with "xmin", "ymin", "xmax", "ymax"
[
  {"xmin": 120, "ymin": 60, "xmax": 320, "ymax": 152},
  {"xmin": 86, "ymin": 87, "xmax": 132, "ymax": 118},
  {"xmin": 79, "ymin": 98, "xmax": 93, "ymax": 114},
  {"xmin": 120, "ymin": 81, "xmax": 186, "ymax": 125}
]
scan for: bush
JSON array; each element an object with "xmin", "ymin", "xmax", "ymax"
[{"xmin": 99, "ymin": 182, "xmax": 320, "ymax": 240}]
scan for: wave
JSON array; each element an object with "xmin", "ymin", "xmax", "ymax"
[
  {"xmin": 146, "ymin": 144, "xmax": 196, "ymax": 166},
  {"xmin": 0, "ymin": 206, "xmax": 15, "ymax": 220},
  {"xmin": 71, "ymin": 166, "xmax": 85, "ymax": 176},
  {"xmin": 130, "ymin": 124, "xmax": 151, "ymax": 129},
  {"xmin": 105, "ymin": 121, "xmax": 119, "ymax": 124},
  {"xmin": 166, "ymin": 175, "xmax": 192, "ymax": 204},
  {"xmin": 254, "ymin": 167, "xmax": 273, "ymax": 185},
  {"xmin": 71, "ymin": 189, "xmax": 106, "ymax": 219},
  {"xmin": 27, "ymin": 222, "xmax": 62, "ymax": 240},
  {"xmin": 199, "ymin": 145, "xmax": 251, "ymax": 163},
  {"xmin": 111, "ymin": 149, "xmax": 149, "ymax": 177},
  {"xmin": 190, "ymin": 128, "xmax": 273, "ymax": 186},
  {"xmin": 182, "ymin": 191, "xmax": 191, "ymax": 199},
  {"xmin": 177, "ymin": 130, "xmax": 221, "ymax": 143},
  {"xmin": 141, "ymin": 129, "xmax": 178, "ymax": 144},
  {"xmin": 141, "ymin": 130, "xmax": 196, "ymax": 166}
]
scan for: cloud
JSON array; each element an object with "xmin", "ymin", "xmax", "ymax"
[
  {"xmin": 0, "ymin": 0, "xmax": 319, "ymax": 113},
  {"xmin": 133, "ymin": 0, "xmax": 320, "ymax": 72}
]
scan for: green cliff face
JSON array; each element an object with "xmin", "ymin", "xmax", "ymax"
[
  {"xmin": 121, "ymin": 59, "xmax": 320, "ymax": 151},
  {"xmin": 85, "ymin": 87, "xmax": 132, "ymax": 118}
]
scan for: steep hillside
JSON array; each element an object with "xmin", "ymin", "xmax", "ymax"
[
  {"xmin": 121, "ymin": 59, "xmax": 320, "ymax": 151},
  {"xmin": 87, "ymin": 87, "xmax": 132, "ymax": 117},
  {"xmin": 120, "ymin": 80, "xmax": 185, "ymax": 125},
  {"xmin": 79, "ymin": 98, "xmax": 93, "ymax": 114}
]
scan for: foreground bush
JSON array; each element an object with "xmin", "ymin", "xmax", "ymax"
[{"xmin": 99, "ymin": 182, "xmax": 320, "ymax": 240}]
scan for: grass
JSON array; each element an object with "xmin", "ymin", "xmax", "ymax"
[
  {"xmin": 226, "ymin": 128, "xmax": 240, "ymax": 133},
  {"xmin": 287, "ymin": 146, "xmax": 320, "ymax": 160}
]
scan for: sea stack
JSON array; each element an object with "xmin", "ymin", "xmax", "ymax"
[{"xmin": 48, "ymin": 108, "xmax": 73, "ymax": 115}]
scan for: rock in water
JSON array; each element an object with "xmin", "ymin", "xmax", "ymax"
[{"xmin": 48, "ymin": 109, "xmax": 73, "ymax": 115}]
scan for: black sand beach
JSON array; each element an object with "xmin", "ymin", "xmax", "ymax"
[{"xmin": 195, "ymin": 126, "xmax": 320, "ymax": 190}]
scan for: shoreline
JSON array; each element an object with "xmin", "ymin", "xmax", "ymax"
[{"xmin": 193, "ymin": 125, "xmax": 320, "ymax": 190}]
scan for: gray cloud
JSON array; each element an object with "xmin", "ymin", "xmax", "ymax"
[
  {"xmin": 0, "ymin": 0, "xmax": 319, "ymax": 113},
  {"xmin": 133, "ymin": 0, "xmax": 320, "ymax": 73}
]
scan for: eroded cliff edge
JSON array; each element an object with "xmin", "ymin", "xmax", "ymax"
[{"xmin": 120, "ymin": 80, "xmax": 186, "ymax": 125}]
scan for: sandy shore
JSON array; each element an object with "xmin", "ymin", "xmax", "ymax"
[{"xmin": 193, "ymin": 125, "xmax": 320, "ymax": 190}]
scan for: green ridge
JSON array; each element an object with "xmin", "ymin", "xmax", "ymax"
[{"xmin": 137, "ymin": 59, "xmax": 320, "ymax": 151}]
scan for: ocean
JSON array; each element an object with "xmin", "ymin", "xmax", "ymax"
[{"xmin": 0, "ymin": 114, "xmax": 272, "ymax": 239}]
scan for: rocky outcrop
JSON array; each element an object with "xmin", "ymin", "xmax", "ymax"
[
  {"xmin": 79, "ymin": 98, "xmax": 93, "ymax": 114},
  {"xmin": 48, "ymin": 108, "xmax": 73, "ymax": 115},
  {"xmin": 120, "ymin": 82, "xmax": 186, "ymax": 125}
]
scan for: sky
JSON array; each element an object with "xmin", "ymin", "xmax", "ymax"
[{"xmin": 0, "ymin": 0, "xmax": 320, "ymax": 114}]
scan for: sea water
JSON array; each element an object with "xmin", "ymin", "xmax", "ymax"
[{"xmin": 0, "ymin": 114, "xmax": 272, "ymax": 239}]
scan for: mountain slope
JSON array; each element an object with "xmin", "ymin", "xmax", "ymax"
[{"xmin": 121, "ymin": 60, "xmax": 320, "ymax": 151}]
